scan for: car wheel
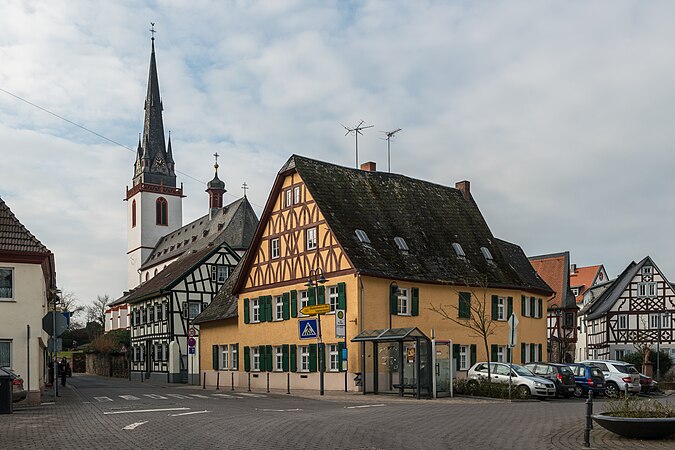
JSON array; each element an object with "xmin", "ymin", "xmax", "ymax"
[
  {"xmin": 573, "ymin": 385, "xmax": 585, "ymax": 398},
  {"xmin": 605, "ymin": 382, "xmax": 620, "ymax": 398},
  {"xmin": 517, "ymin": 385, "xmax": 531, "ymax": 399}
]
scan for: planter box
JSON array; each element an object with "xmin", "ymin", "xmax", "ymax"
[{"xmin": 593, "ymin": 414, "xmax": 675, "ymax": 439}]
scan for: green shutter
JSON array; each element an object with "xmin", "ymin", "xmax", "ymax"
[
  {"xmin": 521, "ymin": 295, "xmax": 526, "ymax": 316},
  {"xmin": 338, "ymin": 342, "xmax": 346, "ymax": 372},
  {"xmin": 265, "ymin": 345, "xmax": 273, "ymax": 372},
  {"xmin": 491, "ymin": 295, "xmax": 499, "ymax": 320},
  {"xmin": 453, "ymin": 344, "xmax": 461, "ymax": 371},
  {"xmin": 537, "ymin": 298, "xmax": 543, "ymax": 319},
  {"xmin": 521, "ymin": 343, "xmax": 526, "ymax": 364},
  {"xmin": 291, "ymin": 290, "xmax": 298, "ymax": 318},
  {"xmin": 234, "ymin": 344, "xmax": 239, "ymax": 369},
  {"xmin": 282, "ymin": 344, "xmax": 289, "ymax": 372},
  {"xmin": 266, "ymin": 296, "xmax": 273, "ymax": 322},
  {"xmin": 337, "ymin": 282, "xmax": 346, "ymax": 310},
  {"xmin": 507, "ymin": 297, "xmax": 513, "ymax": 319},
  {"xmin": 258, "ymin": 345, "xmax": 266, "ymax": 371},
  {"xmin": 491, "ymin": 344, "xmax": 497, "ymax": 363},
  {"xmin": 259, "ymin": 298, "xmax": 266, "ymax": 323},
  {"xmin": 411, "ymin": 287, "xmax": 419, "ymax": 316},
  {"xmin": 538, "ymin": 344, "xmax": 542, "ymax": 362},
  {"xmin": 530, "ymin": 343, "xmax": 536, "ymax": 362},
  {"xmin": 317, "ymin": 285, "xmax": 325, "ymax": 304},
  {"xmin": 244, "ymin": 298, "xmax": 250, "ymax": 324},
  {"xmin": 308, "ymin": 288, "xmax": 316, "ymax": 306},
  {"xmin": 470, "ymin": 344, "xmax": 477, "ymax": 366},
  {"xmin": 309, "ymin": 344, "xmax": 317, "ymax": 372},
  {"xmin": 290, "ymin": 344, "xmax": 297, "ymax": 372},
  {"xmin": 212, "ymin": 345, "xmax": 219, "ymax": 370},
  {"xmin": 282, "ymin": 292, "xmax": 290, "ymax": 320},
  {"xmin": 459, "ymin": 292, "xmax": 471, "ymax": 319},
  {"xmin": 244, "ymin": 346, "xmax": 251, "ymax": 372},
  {"xmin": 390, "ymin": 285, "xmax": 398, "ymax": 315},
  {"xmin": 530, "ymin": 297, "xmax": 536, "ymax": 318}
]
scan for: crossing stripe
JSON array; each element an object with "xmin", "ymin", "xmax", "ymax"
[
  {"xmin": 169, "ymin": 410, "xmax": 210, "ymax": 417},
  {"xmin": 119, "ymin": 395, "xmax": 140, "ymax": 401},
  {"xmin": 212, "ymin": 393, "xmax": 243, "ymax": 399},
  {"xmin": 104, "ymin": 407, "xmax": 189, "ymax": 415},
  {"xmin": 143, "ymin": 394, "xmax": 168, "ymax": 400},
  {"xmin": 166, "ymin": 394, "xmax": 192, "ymax": 399},
  {"xmin": 237, "ymin": 393, "xmax": 266, "ymax": 398},
  {"xmin": 94, "ymin": 396, "xmax": 113, "ymax": 402},
  {"xmin": 122, "ymin": 421, "xmax": 148, "ymax": 430},
  {"xmin": 189, "ymin": 394, "xmax": 209, "ymax": 399},
  {"xmin": 345, "ymin": 404, "xmax": 385, "ymax": 409}
]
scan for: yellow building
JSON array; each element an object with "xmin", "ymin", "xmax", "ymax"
[{"xmin": 196, "ymin": 156, "xmax": 552, "ymax": 396}]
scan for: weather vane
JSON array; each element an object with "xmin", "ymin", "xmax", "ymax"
[
  {"xmin": 150, "ymin": 22, "xmax": 156, "ymax": 40},
  {"xmin": 242, "ymin": 182, "xmax": 249, "ymax": 198},
  {"xmin": 342, "ymin": 120, "xmax": 374, "ymax": 168}
]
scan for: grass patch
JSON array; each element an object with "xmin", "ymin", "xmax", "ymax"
[{"xmin": 603, "ymin": 397, "xmax": 675, "ymax": 418}]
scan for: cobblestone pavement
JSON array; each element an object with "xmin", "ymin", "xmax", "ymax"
[{"xmin": 3, "ymin": 374, "xmax": 674, "ymax": 449}]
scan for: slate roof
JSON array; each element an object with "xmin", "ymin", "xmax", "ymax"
[
  {"xmin": 0, "ymin": 197, "xmax": 51, "ymax": 254},
  {"xmin": 193, "ymin": 259, "xmax": 243, "ymax": 324},
  {"xmin": 529, "ymin": 252, "xmax": 578, "ymax": 309},
  {"xmin": 235, "ymin": 155, "xmax": 553, "ymax": 295},
  {"xmin": 141, "ymin": 196, "xmax": 258, "ymax": 270}
]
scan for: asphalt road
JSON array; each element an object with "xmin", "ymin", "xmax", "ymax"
[{"xmin": 4, "ymin": 374, "xmax": 673, "ymax": 449}]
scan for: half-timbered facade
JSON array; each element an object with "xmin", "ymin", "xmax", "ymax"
[
  {"xmin": 581, "ymin": 257, "xmax": 675, "ymax": 361},
  {"xmin": 570, "ymin": 264, "xmax": 608, "ymax": 304}
]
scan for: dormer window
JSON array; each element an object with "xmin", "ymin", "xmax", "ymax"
[
  {"xmin": 394, "ymin": 237, "xmax": 409, "ymax": 252},
  {"xmin": 642, "ymin": 266, "xmax": 653, "ymax": 275},
  {"xmin": 480, "ymin": 247, "xmax": 493, "ymax": 261},
  {"xmin": 452, "ymin": 242, "xmax": 466, "ymax": 259},
  {"xmin": 355, "ymin": 229, "xmax": 371, "ymax": 244}
]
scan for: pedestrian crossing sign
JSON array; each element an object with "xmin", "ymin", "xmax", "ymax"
[{"xmin": 299, "ymin": 318, "xmax": 318, "ymax": 340}]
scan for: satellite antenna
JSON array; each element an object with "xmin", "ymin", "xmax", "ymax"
[
  {"xmin": 381, "ymin": 128, "xmax": 402, "ymax": 173},
  {"xmin": 342, "ymin": 120, "xmax": 374, "ymax": 168}
]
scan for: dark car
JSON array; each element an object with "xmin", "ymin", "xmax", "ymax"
[
  {"xmin": 1, "ymin": 368, "xmax": 27, "ymax": 403},
  {"xmin": 524, "ymin": 363, "xmax": 576, "ymax": 398},
  {"xmin": 567, "ymin": 363, "xmax": 606, "ymax": 397},
  {"xmin": 640, "ymin": 374, "xmax": 657, "ymax": 394}
]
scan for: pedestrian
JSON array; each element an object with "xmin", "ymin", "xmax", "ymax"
[
  {"xmin": 60, "ymin": 358, "xmax": 67, "ymax": 387},
  {"xmin": 48, "ymin": 360, "xmax": 54, "ymax": 386}
]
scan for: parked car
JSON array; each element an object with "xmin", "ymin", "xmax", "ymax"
[
  {"xmin": 579, "ymin": 360, "xmax": 640, "ymax": 397},
  {"xmin": 524, "ymin": 363, "xmax": 576, "ymax": 398},
  {"xmin": 1, "ymin": 368, "xmax": 27, "ymax": 403},
  {"xmin": 639, "ymin": 374, "xmax": 658, "ymax": 394},
  {"xmin": 567, "ymin": 363, "xmax": 606, "ymax": 397},
  {"xmin": 467, "ymin": 362, "xmax": 557, "ymax": 398}
]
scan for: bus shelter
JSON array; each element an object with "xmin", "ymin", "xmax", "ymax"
[{"xmin": 351, "ymin": 327, "xmax": 432, "ymax": 399}]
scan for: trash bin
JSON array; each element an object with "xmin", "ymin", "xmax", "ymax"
[{"xmin": 0, "ymin": 368, "xmax": 13, "ymax": 414}]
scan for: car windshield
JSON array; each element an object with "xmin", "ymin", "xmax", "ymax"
[
  {"xmin": 513, "ymin": 365, "xmax": 534, "ymax": 376},
  {"xmin": 615, "ymin": 364, "xmax": 638, "ymax": 374},
  {"xmin": 591, "ymin": 368, "xmax": 604, "ymax": 378},
  {"xmin": 559, "ymin": 366, "xmax": 573, "ymax": 375}
]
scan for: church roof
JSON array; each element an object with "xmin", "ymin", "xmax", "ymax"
[
  {"xmin": 0, "ymin": 197, "xmax": 51, "ymax": 254},
  {"xmin": 193, "ymin": 259, "xmax": 243, "ymax": 324},
  {"xmin": 234, "ymin": 155, "xmax": 553, "ymax": 295},
  {"xmin": 528, "ymin": 252, "xmax": 578, "ymax": 310},
  {"xmin": 141, "ymin": 196, "xmax": 258, "ymax": 270}
]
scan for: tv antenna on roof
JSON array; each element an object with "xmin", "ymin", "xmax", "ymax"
[
  {"xmin": 381, "ymin": 128, "xmax": 402, "ymax": 173},
  {"xmin": 342, "ymin": 120, "xmax": 374, "ymax": 168}
]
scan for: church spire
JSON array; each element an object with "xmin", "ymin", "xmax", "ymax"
[{"xmin": 206, "ymin": 153, "xmax": 226, "ymax": 216}]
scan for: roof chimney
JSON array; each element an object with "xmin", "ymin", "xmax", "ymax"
[
  {"xmin": 570, "ymin": 264, "xmax": 577, "ymax": 274},
  {"xmin": 455, "ymin": 180, "xmax": 471, "ymax": 201},
  {"xmin": 360, "ymin": 161, "xmax": 376, "ymax": 172}
]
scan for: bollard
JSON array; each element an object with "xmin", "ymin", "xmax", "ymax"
[
  {"xmin": 203, "ymin": 372, "xmax": 206, "ymax": 389},
  {"xmin": 583, "ymin": 390, "xmax": 593, "ymax": 447},
  {"xmin": 231, "ymin": 372, "xmax": 235, "ymax": 391},
  {"xmin": 248, "ymin": 372, "xmax": 251, "ymax": 392},
  {"xmin": 287, "ymin": 373, "xmax": 290, "ymax": 394},
  {"xmin": 267, "ymin": 372, "xmax": 270, "ymax": 393},
  {"xmin": 216, "ymin": 371, "xmax": 220, "ymax": 390}
]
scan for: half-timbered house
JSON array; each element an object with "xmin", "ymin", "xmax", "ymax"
[{"xmin": 581, "ymin": 256, "xmax": 675, "ymax": 361}]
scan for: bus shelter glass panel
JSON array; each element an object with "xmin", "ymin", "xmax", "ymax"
[
  {"xmin": 434, "ymin": 342, "xmax": 452, "ymax": 397},
  {"xmin": 378, "ymin": 342, "xmax": 401, "ymax": 392}
]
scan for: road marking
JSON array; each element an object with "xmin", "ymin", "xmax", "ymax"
[
  {"xmin": 345, "ymin": 404, "xmax": 385, "ymax": 409},
  {"xmin": 119, "ymin": 395, "xmax": 140, "ymax": 401},
  {"xmin": 94, "ymin": 396, "xmax": 113, "ymax": 402},
  {"xmin": 258, "ymin": 408, "xmax": 303, "ymax": 412},
  {"xmin": 122, "ymin": 421, "xmax": 148, "ymax": 430},
  {"xmin": 103, "ymin": 407, "xmax": 190, "ymax": 415},
  {"xmin": 143, "ymin": 394, "xmax": 168, "ymax": 400},
  {"xmin": 169, "ymin": 410, "xmax": 210, "ymax": 417},
  {"xmin": 237, "ymin": 393, "xmax": 266, "ymax": 398},
  {"xmin": 166, "ymin": 394, "xmax": 192, "ymax": 399},
  {"xmin": 212, "ymin": 393, "xmax": 242, "ymax": 399},
  {"xmin": 188, "ymin": 394, "xmax": 210, "ymax": 399},
  {"xmin": 41, "ymin": 402, "xmax": 55, "ymax": 405}
]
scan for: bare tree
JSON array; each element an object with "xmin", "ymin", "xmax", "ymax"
[
  {"xmin": 59, "ymin": 291, "xmax": 85, "ymax": 329},
  {"xmin": 428, "ymin": 277, "xmax": 497, "ymax": 381},
  {"xmin": 86, "ymin": 295, "xmax": 110, "ymax": 327}
]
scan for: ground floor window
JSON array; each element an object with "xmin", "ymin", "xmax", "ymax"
[
  {"xmin": 496, "ymin": 345, "xmax": 506, "ymax": 363},
  {"xmin": 329, "ymin": 344, "xmax": 339, "ymax": 371},
  {"xmin": 300, "ymin": 346, "xmax": 310, "ymax": 372},
  {"xmin": 615, "ymin": 349, "xmax": 625, "ymax": 360},
  {"xmin": 252, "ymin": 347, "xmax": 260, "ymax": 371},
  {"xmin": 221, "ymin": 345, "xmax": 229, "ymax": 369},
  {"xmin": 274, "ymin": 346, "xmax": 284, "ymax": 371},
  {"xmin": 459, "ymin": 346, "xmax": 468, "ymax": 370},
  {"xmin": 231, "ymin": 345, "xmax": 238, "ymax": 370},
  {"xmin": 0, "ymin": 340, "xmax": 11, "ymax": 367}
]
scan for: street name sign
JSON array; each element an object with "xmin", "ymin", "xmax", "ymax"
[
  {"xmin": 299, "ymin": 318, "xmax": 318, "ymax": 340},
  {"xmin": 300, "ymin": 304, "xmax": 331, "ymax": 316},
  {"xmin": 507, "ymin": 313, "xmax": 519, "ymax": 347},
  {"xmin": 335, "ymin": 309, "xmax": 346, "ymax": 338}
]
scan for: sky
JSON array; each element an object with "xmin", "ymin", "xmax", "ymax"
[{"xmin": 2, "ymin": 0, "xmax": 675, "ymax": 307}]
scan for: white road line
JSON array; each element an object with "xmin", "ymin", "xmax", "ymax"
[
  {"xmin": 212, "ymin": 393, "xmax": 242, "ymax": 399},
  {"xmin": 119, "ymin": 395, "xmax": 140, "ymax": 401},
  {"xmin": 169, "ymin": 410, "xmax": 210, "ymax": 417},
  {"xmin": 103, "ymin": 407, "xmax": 190, "ymax": 415},
  {"xmin": 166, "ymin": 394, "xmax": 192, "ymax": 399},
  {"xmin": 188, "ymin": 394, "xmax": 210, "ymax": 399},
  {"xmin": 41, "ymin": 402, "xmax": 55, "ymax": 405},
  {"xmin": 143, "ymin": 394, "xmax": 168, "ymax": 400},
  {"xmin": 122, "ymin": 421, "xmax": 148, "ymax": 430},
  {"xmin": 345, "ymin": 404, "xmax": 385, "ymax": 409},
  {"xmin": 94, "ymin": 396, "xmax": 113, "ymax": 402},
  {"xmin": 258, "ymin": 408, "xmax": 303, "ymax": 412},
  {"xmin": 237, "ymin": 393, "xmax": 266, "ymax": 398}
]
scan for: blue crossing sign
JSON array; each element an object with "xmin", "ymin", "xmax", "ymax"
[{"xmin": 299, "ymin": 318, "xmax": 318, "ymax": 340}]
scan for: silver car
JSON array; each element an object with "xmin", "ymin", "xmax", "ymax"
[
  {"xmin": 467, "ymin": 362, "xmax": 557, "ymax": 398},
  {"xmin": 579, "ymin": 360, "xmax": 641, "ymax": 397}
]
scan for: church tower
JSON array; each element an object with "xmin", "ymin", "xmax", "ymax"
[{"xmin": 126, "ymin": 33, "xmax": 184, "ymax": 289}]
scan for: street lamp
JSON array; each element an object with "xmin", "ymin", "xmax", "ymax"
[{"xmin": 306, "ymin": 268, "xmax": 328, "ymax": 395}]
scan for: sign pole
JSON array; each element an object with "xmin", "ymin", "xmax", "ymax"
[{"xmin": 317, "ymin": 312, "xmax": 324, "ymax": 396}]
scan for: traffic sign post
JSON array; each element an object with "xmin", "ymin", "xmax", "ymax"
[
  {"xmin": 299, "ymin": 319, "xmax": 318, "ymax": 340},
  {"xmin": 507, "ymin": 313, "xmax": 519, "ymax": 400},
  {"xmin": 335, "ymin": 309, "xmax": 346, "ymax": 339}
]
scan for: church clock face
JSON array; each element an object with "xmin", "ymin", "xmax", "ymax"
[{"xmin": 154, "ymin": 157, "xmax": 168, "ymax": 174}]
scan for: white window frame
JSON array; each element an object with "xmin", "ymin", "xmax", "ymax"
[
  {"xmin": 459, "ymin": 345, "xmax": 468, "ymax": 370},
  {"xmin": 637, "ymin": 282, "xmax": 657, "ymax": 297},
  {"xmin": 252, "ymin": 347, "xmax": 261, "ymax": 371},
  {"xmin": 615, "ymin": 349, "xmax": 625, "ymax": 360},
  {"xmin": 662, "ymin": 313, "xmax": 672, "ymax": 330},
  {"xmin": 293, "ymin": 186, "xmax": 301, "ymax": 204},
  {"xmin": 0, "ymin": 267, "xmax": 14, "ymax": 300},
  {"xmin": 306, "ymin": 227, "xmax": 317, "ymax": 250},
  {"xmin": 571, "ymin": 287, "xmax": 579, "ymax": 296},
  {"xmin": 188, "ymin": 302, "xmax": 201, "ymax": 320},
  {"xmin": 397, "ymin": 288, "xmax": 410, "ymax": 315},
  {"xmin": 496, "ymin": 345, "xmax": 506, "ymax": 363},
  {"xmin": 328, "ymin": 286, "xmax": 339, "ymax": 313},
  {"xmin": 221, "ymin": 345, "xmax": 229, "ymax": 369},
  {"xmin": 0, "ymin": 340, "xmax": 11, "ymax": 368},
  {"xmin": 497, "ymin": 297, "xmax": 506, "ymax": 321},
  {"xmin": 271, "ymin": 238, "xmax": 280, "ymax": 259},
  {"xmin": 217, "ymin": 266, "xmax": 228, "ymax": 283},
  {"xmin": 252, "ymin": 298, "xmax": 260, "ymax": 323},
  {"xmin": 300, "ymin": 346, "xmax": 310, "ymax": 372},
  {"xmin": 230, "ymin": 345, "xmax": 238, "ymax": 370},
  {"xmin": 617, "ymin": 314, "xmax": 628, "ymax": 330},
  {"xmin": 298, "ymin": 291, "xmax": 309, "ymax": 316},
  {"xmin": 329, "ymin": 344, "xmax": 339, "ymax": 371},
  {"xmin": 285, "ymin": 189, "xmax": 292, "ymax": 208},
  {"xmin": 642, "ymin": 266, "xmax": 653, "ymax": 275},
  {"xmin": 274, "ymin": 296, "xmax": 284, "ymax": 321},
  {"xmin": 274, "ymin": 346, "xmax": 284, "ymax": 371}
]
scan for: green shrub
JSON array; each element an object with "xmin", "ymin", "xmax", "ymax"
[
  {"xmin": 620, "ymin": 350, "xmax": 673, "ymax": 379},
  {"xmin": 454, "ymin": 377, "xmax": 528, "ymax": 400},
  {"xmin": 603, "ymin": 397, "xmax": 675, "ymax": 418}
]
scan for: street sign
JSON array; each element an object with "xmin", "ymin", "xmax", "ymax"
[
  {"xmin": 42, "ymin": 312, "xmax": 68, "ymax": 337},
  {"xmin": 335, "ymin": 309, "xmax": 346, "ymax": 338},
  {"xmin": 300, "ymin": 304, "xmax": 331, "ymax": 316},
  {"xmin": 299, "ymin": 318, "xmax": 318, "ymax": 340},
  {"xmin": 188, "ymin": 327, "xmax": 197, "ymax": 337},
  {"xmin": 508, "ymin": 313, "xmax": 519, "ymax": 347},
  {"xmin": 47, "ymin": 338, "xmax": 62, "ymax": 353},
  {"xmin": 188, "ymin": 347, "xmax": 196, "ymax": 355},
  {"xmin": 188, "ymin": 337, "xmax": 196, "ymax": 347}
]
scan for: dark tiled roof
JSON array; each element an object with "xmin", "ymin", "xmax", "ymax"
[
  {"xmin": 529, "ymin": 252, "xmax": 578, "ymax": 309},
  {"xmin": 193, "ymin": 259, "xmax": 243, "ymax": 324},
  {"xmin": 0, "ymin": 197, "xmax": 50, "ymax": 254},
  {"xmin": 237, "ymin": 155, "xmax": 552, "ymax": 294},
  {"xmin": 141, "ymin": 196, "xmax": 258, "ymax": 270}
]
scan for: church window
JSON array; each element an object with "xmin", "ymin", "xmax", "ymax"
[
  {"xmin": 156, "ymin": 197, "xmax": 168, "ymax": 226},
  {"xmin": 131, "ymin": 200, "xmax": 137, "ymax": 228}
]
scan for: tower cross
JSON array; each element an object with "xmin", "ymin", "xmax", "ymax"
[
  {"xmin": 213, "ymin": 152, "xmax": 219, "ymax": 165},
  {"xmin": 242, "ymin": 182, "xmax": 249, "ymax": 197},
  {"xmin": 150, "ymin": 22, "xmax": 156, "ymax": 40}
]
